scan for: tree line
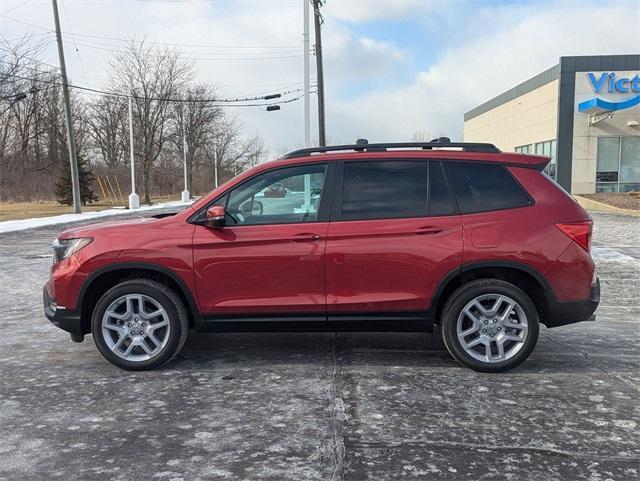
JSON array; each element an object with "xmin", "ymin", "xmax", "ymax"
[{"xmin": 0, "ymin": 36, "xmax": 265, "ymax": 205}]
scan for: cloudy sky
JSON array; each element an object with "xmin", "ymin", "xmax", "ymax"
[{"xmin": 1, "ymin": 0, "xmax": 639, "ymax": 156}]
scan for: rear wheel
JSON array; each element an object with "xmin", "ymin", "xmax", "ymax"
[
  {"xmin": 441, "ymin": 279, "xmax": 539, "ymax": 372},
  {"xmin": 91, "ymin": 279, "xmax": 189, "ymax": 370}
]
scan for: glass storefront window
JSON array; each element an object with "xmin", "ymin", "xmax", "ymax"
[
  {"xmin": 534, "ymin": 140, "xmax": 557, "ymax": 179},
  {"xmin": 515, "ymin": 144, "xmax": 531, "ymax": 154},
  {"xmin": 596, "ymin": 136, "xmax": 640, "ymax": 192},
  {"xmin": 620, "ymin": 137, "xmax": 640, "ymax": 192}
]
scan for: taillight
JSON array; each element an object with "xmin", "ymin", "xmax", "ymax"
[{"xmin": 555, "ymin": 221, "xmax": 592, "ymax": 252}]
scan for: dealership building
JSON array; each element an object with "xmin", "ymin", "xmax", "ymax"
[{"xmin": 463, "ymin": 55, "xmax": 640, "ymax": 194}]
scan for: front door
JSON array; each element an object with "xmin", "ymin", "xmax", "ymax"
[
  {"xmin": 325, "ymin": 160, "xmax": 463, "ymax": 320},
  {"xmin": 193, "ymin": 162, "xmax": 333, "ymax": 319}
]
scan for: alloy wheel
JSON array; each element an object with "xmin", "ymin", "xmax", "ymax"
[
  {"xmin": 456, "ymin": 293, "xmax": 528, "ymax": 363},
  {"xmin": 101, "ymin": 294, "xmax": 171, "ymax": 362}
]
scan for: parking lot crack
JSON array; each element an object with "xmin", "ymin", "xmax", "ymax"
[
  {"xmin": 345, "ymin": 439, "xmax": 640, "ymax": 463},
  {"xmin": 545, "ymin": 334, "xmax": 640, "ymax": 393},
  {"xmin": 324, "ymin": 332, "xmax": 346, "ymax": 481}
]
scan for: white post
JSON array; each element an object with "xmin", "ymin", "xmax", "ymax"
[
  {"xmin": 213, "ymin": 141, "xmax": 219, "ymax": 188},
  {"xmin": 128, "ymin": 96, "xmax": 139, "ymax": 209},
  {"xmin": 303, "ymin": 0, "xmax": 310, "ymax": 148},
  {"xmin": 181, "ymin": 108, "xmax": 190, "ymax": 202}
]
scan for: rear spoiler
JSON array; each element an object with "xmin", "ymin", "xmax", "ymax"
[{"xmin": 522, "ymin": 154, "xmax": 552, "ymax": 172}]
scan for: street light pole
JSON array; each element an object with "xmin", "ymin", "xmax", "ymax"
[
  {"xmin": 181, "ymin": 108, "xmax": 190, "ymax": 202},
  {"xmin": 303, "ymin": 0, "xmax": 310, "ymax": 148},
  {"xmin": 127, "ymin": 96, "xmax": 139, "ymax": 209},
  {"xmin": 52, "ymin": 0, "xmax": 81, "ymax": 213}
]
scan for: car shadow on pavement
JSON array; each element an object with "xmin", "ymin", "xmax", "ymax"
[{"xmin": 169, "ymin": 330, "xmax": 635, "ymax": 376}]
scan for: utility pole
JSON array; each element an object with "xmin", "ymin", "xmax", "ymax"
[
  {"xmin": 52, "ymin": 0, "xmax": 81, "ymax": 213},
  {"xmin": 181, "ymin": 108, "xmax": 190, "ymax": 202},
  {"xmin": 303, "ymin": 0, "xmax": 310, "ymax": 147},
  {"xmin": 312, "ymin": 0, "xmax": 326, "ymax": 147},
  {"xmin": 127, "ymin": 96, "xmax": 139, "ymax": 209}
]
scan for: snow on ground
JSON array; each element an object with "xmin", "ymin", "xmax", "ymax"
[{"xmin": 0, "ymin": 201, "xmax": 193, "ymax": 234}]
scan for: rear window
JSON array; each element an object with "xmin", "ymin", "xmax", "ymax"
[
  {"xmin": 342, "ymin": 161, "xmax": 427, "ymax": 221},
  {"xmin": 446, "ymin": 162, "xmax": 531, "ymax": 214}
]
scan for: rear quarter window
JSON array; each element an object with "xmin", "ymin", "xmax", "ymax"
[{"xmin": 446, "ymin": 161, "xmax": 531, "ymax": 214}]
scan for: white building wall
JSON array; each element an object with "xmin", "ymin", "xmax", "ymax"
[{"xmin": 463, "ymin": 80, "xmax": 559, "ymax": 152}]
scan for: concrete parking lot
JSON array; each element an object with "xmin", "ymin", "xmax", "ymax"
[{"xmin": 0, "ymin": 211, "xmax": 638, "ymax": 480}]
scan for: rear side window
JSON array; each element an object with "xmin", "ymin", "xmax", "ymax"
[
  {"xmin": 446, "ymin": 162, "xmax": 531, "ymax": 214},
  {"xmin": 342, "ymin": 161, "xmax": 427, "ymax": 221},
  {"xmin": 428, "ymin": 162, "xmax": 455, "ymax": 216}
]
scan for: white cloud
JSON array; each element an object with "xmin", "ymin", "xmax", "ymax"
[
  {"xmin": 328, "ymin": 1, "xmax": 640, "ymax": 143},
  {"xmin": 1, "ymin": 0, "xmax": 638, "ymax": 155},
  {"xmin": 325, "ymin": 0, "xmax": 434, "ymax": 23}
]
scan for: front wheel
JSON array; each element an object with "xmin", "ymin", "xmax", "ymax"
[
  {"xmin": 91, "ymin": 279, "xmax": 189, "ymax": 370},
  {"xmin": 441, "ymin": 279, "xmax": 539, "ymax": 372}
]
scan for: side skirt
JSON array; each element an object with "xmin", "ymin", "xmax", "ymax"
[{"xmin": 199, "ymin": 312, "xmax": 434, "ymax": 333}]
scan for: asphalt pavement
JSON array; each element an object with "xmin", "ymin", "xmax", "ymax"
[{"xmin": 0, "ymin": 211, "xmax": 638, "ymax": 480}]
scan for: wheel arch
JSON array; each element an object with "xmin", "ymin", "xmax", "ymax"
[
  {"xmin": 78, "ymin": 263, "xmax": 201, "ymax": 335},
  {"xmin": 431, "ymin": 261, "xmax": 554, "ymax": 326}
]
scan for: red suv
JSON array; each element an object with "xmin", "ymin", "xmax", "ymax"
[{"xmin": 43, "ymin": 140, "xmax": 600, "ymax": 372}]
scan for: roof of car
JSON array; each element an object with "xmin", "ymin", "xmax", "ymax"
[{"xmin": 277, "ymin": 140, "xmax": 550, "ymax": 170}]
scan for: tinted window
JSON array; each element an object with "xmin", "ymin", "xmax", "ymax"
[
  {"xmin": 226, "ymin": 164, "xmax": 327, "ymax": 225},
  {"xmin": 428, "ymin": 162, "xmax": 455, "ymax": 216},
  {"xmin": 342, "ymin": 161, "xmax": 427, "ymax": 221},
  {"xmin": 447, "ymin": 162, "xmax": 531, "ymax": 214}
]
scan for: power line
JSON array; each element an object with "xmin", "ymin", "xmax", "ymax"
[
  {"xmin": 59, "ymin": 39, "xmax": 305, "ymax": 61},
  {"xmin": 0, "ymin": 13, "xmax": 300, "ymax": 50},
  {"xmin": 60, "ymin": 0, "xmax": 89, "ymax": 81},
  {"xmin": 2, "ymin": 71, "xmax": 304, "ymax": 107}
]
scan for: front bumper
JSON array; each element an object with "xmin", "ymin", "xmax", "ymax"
[
  {"xmin": 546, "ymin": 277, "xmax": 600, "ymax": 328},
  {"xmin": 43, "ymin": 284, "xmax": 83, "ymax": 337}
]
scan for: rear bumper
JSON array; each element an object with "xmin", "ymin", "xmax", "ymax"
[
  {"xmin": 546, "ymin": 277, "xmax": 600, "ymax": 328},
  {"xmin": 43, "ymin": 283, "xmax": 83, "ymax": 336}
]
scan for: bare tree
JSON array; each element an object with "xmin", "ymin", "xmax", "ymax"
[
  {"xmin": 86, "ymin": 95, "xmax": 128, "ymax": 169},
  {"xmin": 110, "ymin": 40, "xmax": 194, "ymax": 204},
  {"xmin": 171, "ymin": 84, "xmax": 223, "ymax": 196},
  {"xmin": 207, "ymin": 116, "xmax": 265, "ymax": 184}
]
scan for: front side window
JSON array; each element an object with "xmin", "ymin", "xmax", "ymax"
[
  {"xmin": 447, "ymin": 162, "xmax": 531, "ymax": 214},
  {"xmin": 225, "ymin": 163, "xmax": 327, "ymax": 225},
  {"xmin": 341, "ymin": 161, "xmax": 428, "ymax": 221}
]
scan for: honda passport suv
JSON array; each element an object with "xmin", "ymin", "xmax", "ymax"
[{"xmin": 43, "ymin": 140, "xmax": 600, "ymax": 372}]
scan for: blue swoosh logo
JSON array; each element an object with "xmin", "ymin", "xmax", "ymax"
[{"xmin": 578, "ymin": 94, "xmax": 640, "ymax": 112}]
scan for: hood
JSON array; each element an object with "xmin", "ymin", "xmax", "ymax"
[{"xmin": 58, "ymin": 216, "xmax": 159, "ymax": 239}]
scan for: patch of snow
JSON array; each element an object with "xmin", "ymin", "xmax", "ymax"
[
  {"xmin": 592, "ymin": 247, "xmax": 640, "ymax": 266},
  {"xmin": 0, "ymin": 201, "xmax": 192, "ymax": 234}
]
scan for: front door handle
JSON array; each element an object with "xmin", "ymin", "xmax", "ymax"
[
  {"xmin": 415, "ymin": 226, "xmax": 443, "ymax": 235},
  {"xmin": 290, "ymin": 233, "xmax": 321, "ymax": 242}
]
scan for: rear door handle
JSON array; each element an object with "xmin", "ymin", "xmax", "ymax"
[
  {"xmin": 415, "ymin": 226, "xmax": 443, "ymax": 235},
  {"xmin": 290, "ymin": 233, "xmax": 321, "ymax": 242}
]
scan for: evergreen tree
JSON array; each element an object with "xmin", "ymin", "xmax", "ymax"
[{"xmin": 55, "ymin": 153, "xmax": 98, "ymax": 206}]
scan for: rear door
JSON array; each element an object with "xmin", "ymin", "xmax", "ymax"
[{"xmin": 325, "ymin": 160, "xmax": 463, "ymax": 322}]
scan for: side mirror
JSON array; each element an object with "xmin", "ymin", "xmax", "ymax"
[{"xmin": 205, "ymin": 205, "xmax": 226, "ymax": 228}]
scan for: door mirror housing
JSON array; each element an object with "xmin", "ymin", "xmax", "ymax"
[{"xmin": 205, "ymin": 205, "xmax": 226, "ymax": 228}]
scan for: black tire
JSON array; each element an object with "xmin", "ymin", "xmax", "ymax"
[
  {"xmin": 441, "ymin": 278, "xmax": 539, "ymax": 373},
  {"xmin": 91, "ymin": 279, "xmax": 189, "ymax": 371}
]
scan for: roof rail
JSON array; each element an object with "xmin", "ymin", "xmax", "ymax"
[{"xmin": 283, "ymin": 139, "xmax": 501, "ymax": 159}]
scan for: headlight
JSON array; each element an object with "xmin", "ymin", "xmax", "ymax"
[{"xmin": 52, "ymin": 237, "xmax": 93, "ymax": 264}]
